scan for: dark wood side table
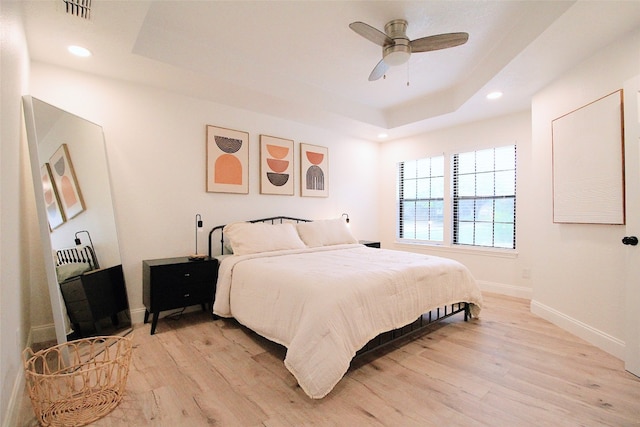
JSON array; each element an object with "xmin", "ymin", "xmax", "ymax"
[
  {"xmin": 142, "ymin": 256, "xmax": 218, "ymax": 335},
  {"xmin": 359, "ymin": 240, "xmax": 381, "ymax": 248},
  {"xmin": 59, "ymin": 264, "xmax": 129, "ymax": 337}
]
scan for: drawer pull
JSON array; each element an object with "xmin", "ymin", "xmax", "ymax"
[
  {"xmin": 184, "ymin": 273, "xmax": 190, "ymax": 277},
  {"xmin": 184, "ymin": 293, "xmax": 190, "ymax": 298}
]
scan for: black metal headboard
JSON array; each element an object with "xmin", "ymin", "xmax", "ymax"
[
  {"xmin": 55, "ymin": 245, "xmax": 99, "ymax": 270},
  {"xmin": 208, "ymin": 216, "xmax": 312, "ymax": 257}
]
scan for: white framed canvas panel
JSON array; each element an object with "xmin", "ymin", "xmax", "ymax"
[{"xmin": 552, "ymin": 90, "xmax": 624, "ymax": 224}]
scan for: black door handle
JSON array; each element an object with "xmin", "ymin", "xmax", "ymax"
[{"xmin": 622, "ymin": 236, "xmax": 638, "ymax": 246}]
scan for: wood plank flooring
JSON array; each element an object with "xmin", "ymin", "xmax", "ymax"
[{"xmin": 18, "ymin": 293, "xmax": 640, "ymax": 426}]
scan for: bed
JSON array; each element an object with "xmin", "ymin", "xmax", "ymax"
[
  {"xmin": 208, "ymin": 216, "xmax": 483, "ymax": 399},
  {"xmin": 55, "ymin": 245, "xmax": 99, "ymax": 280}
]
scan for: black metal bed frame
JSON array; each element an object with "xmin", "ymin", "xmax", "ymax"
[
  {"xmin": 55, "ymin": 245, "xmax": 99, "ymax": 270},
  {"xmin": 208, "ymin": 216, "xmax": 311, "ymax": 257},
  {"xmin": 355, "ymin": 303, "xmax": 470, "ymax": 359},
  {"xmin": 208, "ymin": 215, "xmax": 470, "ymax": 358}
]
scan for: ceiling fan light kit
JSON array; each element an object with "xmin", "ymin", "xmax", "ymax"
[
  {"xmin": 349, "ymin": 18, "xmax": 469, "ymax": 81},
  {"xmin": 383, "ymin": 19, "xmax": 411, "ymax": 66},
  {"xmin": 383, "ymin": 43, "xmax": 411, "ymax": 66}
]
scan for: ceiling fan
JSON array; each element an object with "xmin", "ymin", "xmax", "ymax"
[{"xmin": 349, "ymin": 19, "xmax": 469, "ymax": 81}]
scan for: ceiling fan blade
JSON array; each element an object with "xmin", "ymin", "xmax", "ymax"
[
  {"xmin": 410, "ymin": 32, "xmax": 469, "ymax": 53},
  {"xmin": 349, "ymin": 21, "xmax": 392, "ymax": 47},
  {"xmin": 369, "ymin": 59, "xmax": 390, "ymax": 81}
]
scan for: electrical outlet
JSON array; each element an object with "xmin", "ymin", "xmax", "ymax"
[{"xmin": 522, "ymin": 268, "xmax": 531, "ymax": 279}]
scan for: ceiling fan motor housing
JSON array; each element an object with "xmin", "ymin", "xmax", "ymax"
[
  {"xmin": 383, "ymin": 19, "xmax": 411, "ymax": 66},
  {"xmin": 349, "ymin": 17, "xmax": 469, "ymax": 81}
]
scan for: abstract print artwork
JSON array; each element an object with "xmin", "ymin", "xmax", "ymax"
[
  {"xmin": 49, "ymin": 144, "xmax": 85, "ymax": 220},
  {"xmin": 260, "ymin": 135, "xmax": 294, "ymax": 195},
  {"xmin": 206, "ymin": 125, "xmax": 249, "ymax": 194},
  {"xmin": 300, "ymin": 143, "xmax": 328, "ymax": 197},
  {"xmin": 41, "ymin": 163, "xmax": 65, "ymax": 229}
]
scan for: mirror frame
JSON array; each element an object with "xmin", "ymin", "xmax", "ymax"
[
  {"xmin": 24, "ymin": 95, "xmax": 69, "ymax": 345},
  {"xmin": 22, "ymin": 95, "xmax": 130, "ymax": 345}
]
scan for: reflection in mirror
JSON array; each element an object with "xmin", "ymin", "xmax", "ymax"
[{"xmin": 23, "ymin": 96, "xmax": 131, "ymax": 345}]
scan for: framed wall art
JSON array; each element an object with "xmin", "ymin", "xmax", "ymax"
[
  {"xmin": 49, "ymin": 143, "xmax": 85, "ymax": 220},
  {"xmin": 40, "ymin": 163, "xmax": 65, "ymax": 229},
  {"xmin": 260, "ymin": 135, "xmax": 294, "ymax": 195},
  {"xmin": 206, "ymin": 125, "xmax": 249, "ymax": 194},
  {"xmin": 300, "ymin": 143, "xmax": 328, "ymax": 197},
  {"xmin": 552, "ymin": 90, "xmax": 624, "ymax": 224}
]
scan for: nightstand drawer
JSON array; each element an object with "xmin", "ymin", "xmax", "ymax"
[
  {"xmin": 60, "ymin": 278, "xmax": 86, "ymax": 302},
  {"xmin": 66, "ymin": 300, "xmax": 93, "ymax": 323},
  {"xmin": 157, "ymin": 281, "xmax": 211, "ymax": 308},
  {"xmin": 158, "ymin": 264, "xmax": 213, "ymax": 285}
]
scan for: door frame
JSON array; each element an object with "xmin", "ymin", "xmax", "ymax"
[{"xmin": 623, "ymin": 75, "xmax": 640, "ymax": 377}]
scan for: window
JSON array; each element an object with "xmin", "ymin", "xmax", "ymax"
[
  {"xmin": 453, "ymin": 145, "xmax": 516, "ymax": 249},
  {"xmin": 397, "ymin": 145, "xmax": 516, "ymax": 249},
  {"xmin": 398, "ymin": 156, "xmax": 444, "ymax": 242}
]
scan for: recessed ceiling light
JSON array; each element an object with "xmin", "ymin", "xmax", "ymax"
[
  {"xmin": 68, "ymin": 45, "xmax": 92, "ymax": 57},
  {"xmin": 486, "ymin": 91, "xmax": 503, "ymax": 100},
  {"xmin": 378, "ymin": 133, "xmax": 388, "ymax": 139}
]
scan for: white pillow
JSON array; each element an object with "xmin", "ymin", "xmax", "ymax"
[
  {"xmin": 56, "ymin": 262, "xmax": 91, "ymax": 282},
  {"xmin": 224, "ymin": 222, "xmax": 306, "ymax": 255},
  {"xmin": 297, "ymin": 218, "xmax": 358, "ymax": 247},
  {"xmin": 295, "ymin": 221, "xmax": 324, "ymax": 247}
]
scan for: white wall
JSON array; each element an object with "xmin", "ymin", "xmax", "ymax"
[
  {"xmin": 376, "ymin": 26, "xmax": 640, "ymax": 358},
  {"xmin": 377, "ymin": 110, "xmax": 533, "ymax": 299},
  {"xmin": 29, "ymin": 63, "xmax": 380, "ymax": 324},
  {"xmin": 12, "ymin": 14, "xmax": 639, "ymax": 427},
  {"xmin": 0, "ymin": 1, "xmax": 42, "ymax": 425},
  {"xmin": 529, "ymin": 28, "xmax": 640, "ymax": 358}
]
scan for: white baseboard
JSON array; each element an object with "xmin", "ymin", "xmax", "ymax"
[
  {"xmin": 531, "ymin": 299, "xmax": 625, "ymax": 359},
  {"xmin": 30, "ymin": 322, "xmax": 56, "ymax": 344},
  {"xmin": 478, "ymin": 280, "xmax": 532, "ymax": 299},
  {"xmin": 130, "ymin": 306, "xmax": 147, "ymax": 325},
  {"xmin": 2, "ymin": 361, "xmax": 26, "ymax": 427},
  {"xmin": 28, "ymin": 305, "xmax": 205, "ymax": 343},
  {"xmin": 129, "ymin": 305, "xmax": 212, "ymax": 324}
]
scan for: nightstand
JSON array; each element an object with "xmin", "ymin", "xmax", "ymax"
[
  {"xmin": 142, "ymin": 256, "xmax": 218, "ymax": 335},
  {"xmin": 59, "ymin": 264, "xmax": 129, "ymax": 337},
  {"xmin": 359, "ymin": 240, "xmax": 381, "ymax": 248}
]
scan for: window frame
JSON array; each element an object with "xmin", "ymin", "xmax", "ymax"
[
  {"xmin": 452, "ymin": 145, "xmax": 517, "ymax": 249},
  {"xmin": 397, "ymin": 156, "xmax": 445, "ymax": 244},
  {"xmin": 396, "ymin": 144, "xmax": 517, "ymax": 251}
]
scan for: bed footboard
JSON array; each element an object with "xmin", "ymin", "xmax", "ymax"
[{"xmin": 355, "ymin": 302, "xmax": 469, "ymax": 359}]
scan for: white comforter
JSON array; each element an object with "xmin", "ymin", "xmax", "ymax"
[{"xmin": 213, "ymin": 244, "xmax": 483, "ymax": 399}]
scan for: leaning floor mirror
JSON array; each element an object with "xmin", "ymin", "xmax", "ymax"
[{"xmin": 23, "ymin": 96, "xmax": 131, "ymax": 345}]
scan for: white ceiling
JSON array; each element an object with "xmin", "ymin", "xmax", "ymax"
[{"xmin": 20, "ymin": 0, "xmax": 640, "ymax": 141}]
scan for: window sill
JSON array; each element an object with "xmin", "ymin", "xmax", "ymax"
[{"xmin": 393, "ymin": 241, "xmax": 519, "ymax": 259}]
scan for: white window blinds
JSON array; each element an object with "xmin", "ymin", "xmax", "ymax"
[
  {"xmin": 452, "ymin": 145, "xmax": 516, "ymax": 249},
  {"xmin": 397, "ymin": 156, "xmax": 444, "ymax": 242}
]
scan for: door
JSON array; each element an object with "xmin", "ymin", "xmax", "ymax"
[{"xmin": 624, "ymin": 75, "xmax": 640, "ymax": 377}]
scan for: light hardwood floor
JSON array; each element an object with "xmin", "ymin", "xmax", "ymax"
[{"xmin": 19, "ymin": 293, "xmax": 640, "ymax": 426}]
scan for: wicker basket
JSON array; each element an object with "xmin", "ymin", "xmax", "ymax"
[{"xmin": 23, "ymin": 335, "xmax": 132, "ymax": 427}]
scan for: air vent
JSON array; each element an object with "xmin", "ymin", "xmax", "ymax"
[{"xmin": 63, "ymin": 0, "xmax": 91, "ymax": 20}]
